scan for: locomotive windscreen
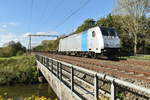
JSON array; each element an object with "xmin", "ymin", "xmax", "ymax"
[{"xmin": 100, "ymin": 27, "xmax": 117, "ymax": 36}]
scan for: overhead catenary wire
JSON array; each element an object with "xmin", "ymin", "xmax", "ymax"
[
  {"xmin": 38, "ymin": 0, "xmax": 50, "ymax": 23},
  {"xmin": 28, "ymin": 0, "xmax": 34, "ymax": 51},
  {"xmin": 40, "ymin": 0, "xmax": 65, "ymax": 26},
  {"xmin": 53, "ymin": 0, "xmax": 91, "ymax": 30},
  {"xmin": 28, "ymin": 0, "xmax": 34, "ymax": 32}
]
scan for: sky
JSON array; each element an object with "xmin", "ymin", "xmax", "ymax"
[{"xmin": 0, "ymin": 0, "xmax": 113, "ymax": 48}]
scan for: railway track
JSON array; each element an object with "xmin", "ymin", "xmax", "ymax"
[{"xmin": 36, "ymin": 52, "xmax": 150, "ymax": 83}]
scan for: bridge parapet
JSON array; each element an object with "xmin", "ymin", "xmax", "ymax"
[{"xmin": 35, "ymin": 54, "xmax": 150, "ymax": 100}]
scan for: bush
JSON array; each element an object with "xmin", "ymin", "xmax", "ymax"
[
  {"xmin": 0, "ymin": 41, "xmax": 26, "ymax": 57},
  {"xmin": 0, "ymin": 56, "xmax": 38, "ymax": 85}
]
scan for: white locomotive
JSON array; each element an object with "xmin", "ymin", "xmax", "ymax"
[{"xmin": 58, "ymin": 26, "xmax": 120, "ymax": 57}]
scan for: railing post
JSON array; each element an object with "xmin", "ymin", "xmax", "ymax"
[
  {"xmin": 94, "ymin": 73, "xmax": 98, "ymax": 100},
  {"xmin": 44, "ymin": 56, "xmax": 46, "ymax": 66},
  {"xmin": 111, "ymin": 80, "xmax": 116, "ymax": 100},
  {"xmin": 43, "ymin": 56, "xmax": 45, "ymax": 65},
  {"xmin": 36, "ymin": 55, "xmax": 38, "ymax": 61},
  {"xmin": 51, "ymin": 59, "xmax": 53, "ymax": 73},
  {"xmin": 42, "ymin": 56, "xmax": 44, "ymax": 64},
  {"xmin": 57, "ymin": 62, "xmax": 59, "ymax": 78},
  {"xmin": 46, "ymin": 58, "xmax": 49, "ymax": 68},
  {"xmin": 59, "ymin": 63, "xmax": 62, "ymax": 81},
  {"xmin": 40, "ymin": 56, "xmax": 41, "ymax": 63},
  {"xmin": 71, "ymin": 66, "xmax": 74, "ymax": 91}
]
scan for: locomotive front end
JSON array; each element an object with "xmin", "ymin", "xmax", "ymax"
[{"xmin": 100, "ymin": 27, "xmax": 121, "ymax": 55}]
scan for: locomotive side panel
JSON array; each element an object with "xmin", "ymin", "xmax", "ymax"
[
  {"xmin": 58, "ymin": 33, "xmax": 82, "ymax": 52},
  {"xmin": 87, "ymin": 27, "xmax": 104, "ymax": 53}
]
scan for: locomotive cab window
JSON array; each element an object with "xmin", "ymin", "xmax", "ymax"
[
  {"xmin": 101, "ymin": 27, "xmax": 117, "ymax": 36},
  {"xmin": 92, "ymin": 31, "xmax": 96, "ymax": 37}
]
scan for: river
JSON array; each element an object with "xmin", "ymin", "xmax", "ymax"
[{"xmin": 0, "ymin": 83, "xmax": 58, "ymax": 100}]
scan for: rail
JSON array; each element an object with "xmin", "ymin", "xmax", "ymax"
[{"xmin": 35, "ymin": 54, "xmax": 150, "ymax": 100}]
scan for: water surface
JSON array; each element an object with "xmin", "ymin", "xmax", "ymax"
[{"xmin": 0, "ymin": 83, "xmax": 57, "ymax": 100}]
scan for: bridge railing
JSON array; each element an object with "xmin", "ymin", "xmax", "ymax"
[{"xmin": 35, "ymin": 54, "xmax": 150, "ymax": 100}]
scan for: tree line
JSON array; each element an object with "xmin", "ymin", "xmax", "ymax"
[
  {"xmin": 33, "ymin": 15, "xmax": 150, "ymax": 55},
  {"xmin": 0, "ymin": 41, "xmax": 26, "ymax": 57},
  {"xmin": 34, "ymin": 0, "xmax": 150, "ymax": 55}
]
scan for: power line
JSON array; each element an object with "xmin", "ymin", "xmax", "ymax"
[
  {"xmin": 40, "ymin": 0, "xmax": 65, "ymax": 26},
  {"xmin": 28, "ymin": 0, "xmax": 34, "ymax": 51},
  {"xmin": 53, "ymin": 0, "xmax": 91, "ymax": 30},
  {"xmin": 28, "ymin": 0, "xmax": 34, "ymax": 32},
  {"xmin": 38, "ymin": 0, "xmax": 50, "ymax": 23}
]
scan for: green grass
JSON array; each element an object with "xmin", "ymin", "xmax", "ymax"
[
  {"xmin": 0, "ymin": 56, "xmax": 38, "ymax": 85},
  {"xmin": 121, "ymin": 55, "xmax": 150, "ymax": 60}
]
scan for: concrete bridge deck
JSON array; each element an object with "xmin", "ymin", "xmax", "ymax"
[{"xmin": 35, "ymin": 54, "xmax": 150, "ymax": 100}]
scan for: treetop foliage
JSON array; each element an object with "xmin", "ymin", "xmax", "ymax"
[{"xmin": 0, "ymin": 41, "xmax": 26, "ymax": 57}]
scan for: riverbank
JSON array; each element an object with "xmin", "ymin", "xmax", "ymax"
[
  {"xmin": 0, "ymin": 83, "xmax": 58, "ymax": 100},
  {"xmin": 0, "ymin": 55, "xmax": 38, "ymax": 85}
]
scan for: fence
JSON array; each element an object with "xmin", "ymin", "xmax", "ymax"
[{"xmin": 36, "ymin": 54, "xmax": 150, "ymax": 100}]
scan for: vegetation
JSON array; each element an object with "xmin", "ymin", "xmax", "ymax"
[
  {"xmin": 0, "ymin": 56, "xmax": 38, "ymax": 85},
  {"xmin": 33, "ymin": 40, "xmax": 59, "ymax": 51},
  {"xmin": 122, "ymin": 55, "xmax": 150, "ymax": 60},
  {"xmin": 0, "ymin": 95, "xmax": 58, "ymax": 100},
  {"xmin": 33, "ymin": 35, "xmax": 65, "ymax": 52},
  {"xmin": 113, "ymin": 0, "xmax": 149, "ymax": 55},
  {"xmin": 33, "ymin": 0, "xmax": 150, "ymax": 55},
  {"xmin": 0, "ymin": 41, "xmax": 26, "ymax": 57},
  {"xmin": 74, "ymin": 18, "xmax": 96, "ymax": 34},
  {"xmin": 33, "ymin": 15, "xmax": 150, "ymax": 55}
]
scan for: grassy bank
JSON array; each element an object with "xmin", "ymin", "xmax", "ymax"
[
  {"xmin": 0, "ymin": 95, "xmax": 58, "ymax": 100},
  {"xmin": 121, "ymin": 55, "xmax": 150, "ymax": 60},
  {"xmin": 0, "ymin": 56, "xmax": 38, "ymax": 85}
]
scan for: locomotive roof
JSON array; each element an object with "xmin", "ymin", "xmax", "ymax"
[{"xmin": 62, "ymin": 26, "xmax": 116, "ymax": 39}]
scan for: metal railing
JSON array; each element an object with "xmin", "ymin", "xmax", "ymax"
[{"xmin": 35, "ymin": 54, "xmax": 150, "ymax": 100}]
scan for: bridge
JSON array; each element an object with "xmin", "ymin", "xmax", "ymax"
[{"xmin": 35, "ymin": 54, "xmax": 150, "ymax": 100}]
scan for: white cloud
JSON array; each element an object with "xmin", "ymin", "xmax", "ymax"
[
  {"xmin": 47, "ymin": 31, "xmax": 58, "ymax": 34},
  {"xmin": 0, "ymin": 28, "xmax": 7, "ymax": 32},
  {"xmin": 0, "ymin": 33, "xmax": 16, "ymax": 40},
  {"xmin": 0, "ymin": 22, "xmax": 17, "ymax": 31},
  {"xmin": 23, "ymin": 32, "xmax": 32, "ymax": 37},
  {"xmin": 0, "ymin": 33, "xmax": 17, "ymax": 46},
  {"xmin": 0, "ymin": 22, "xmax": 17, "ymax": 27},
  {"xmin": 0, "ymin": 22, "xmax": 18, "ymax": 33},
  {"xmin": 0, "ymin": 33, "xmax": 27, "ymax": 47},
  {"xmin": 1, "ymin": 25, "xmax": 7, "ymax": 28},
  {"xmin": 0, "ymin": 31, "xmax": 59, "ymax": 48}
]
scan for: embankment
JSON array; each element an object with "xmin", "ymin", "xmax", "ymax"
[{"xmin": 0, "ymin": 56, "xmax": 38, "ymax": 85}]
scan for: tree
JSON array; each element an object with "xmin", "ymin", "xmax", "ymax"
[
  {"xmin": 75, "ymin": 18, "xmax": 96, "ymax": 33},
  {"xmin": 113, "ymin": 0, "xmax": 149, "ymax": 55},
  {"xmin": 0, "ymin": 41, "xmax": 26, "ymax": 57}
]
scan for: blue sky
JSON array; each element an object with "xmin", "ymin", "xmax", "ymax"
[{"xmin": 0, "ymin": 0, "xmax": 113, "ymax": 47}]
